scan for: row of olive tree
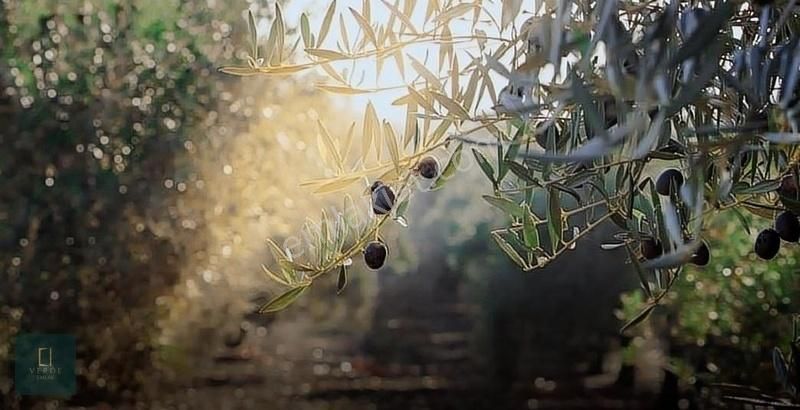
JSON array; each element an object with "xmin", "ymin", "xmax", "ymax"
[{"xmin": 0, "ymin": 0, "xmax": 254, "ymax": 405}]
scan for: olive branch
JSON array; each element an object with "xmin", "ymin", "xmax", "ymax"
[{"xmin": 221, "ymin": 0, "xmax": 800, "ymax": 327}]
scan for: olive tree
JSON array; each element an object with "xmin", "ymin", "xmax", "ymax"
[{"xmin": 221, "ymin": 0, "xmax": 800, "ymax": 334}]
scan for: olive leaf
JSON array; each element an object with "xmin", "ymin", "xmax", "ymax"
[
  {"xmin": 315, "ymin": 84, "xmax": 372, "ymax": 94},
  {"xmin": 317, "ymin": 0, "xmax": 337, "ymax": 47},
  {"xmin": 430, "ymin": 91, "xmax": 469, "ymax": 118},
  {"xmin": 492, "ymin": 232, "xmax": 528, "ymax": 269},
  {"xmin": 472, "ymin": 148, "xmax": 496, "ymax": 184},
  {"xmin": 261, "ymin": 264, "xmax": 289, "ymax": 287},
  {"xmin": 408, "ymin": 55, "xmax": 443, "ymax": 89},
  {"xmin": 339, "ymin": 14, "xmax": 351, "ymax": 53},
  {"xmin": 307, "ymin": 176, "xmax": 361, "ymax": 194},
  {"xmin": 380, "ymin": 0, "xmax": 419, "ymax": 34},
  {"xmin": 349, "ymin": 7, "xmax": 377, "ymax": 48},
  {"xmin": 507, "ymin": 161, "xmax": 537, "ymax": 183},
  {"xmin": 547, "ymin": 189, "xmax": 562, "ymax": 254},
  {"xmin": 435, "ymin": 3, "xmax": 478, "ymax": 25},
  {"xmin": 306, "ymin": 48, "xmax": 350, "ymax": 60},
  {"xmin": 383, "ymin": 121, "xmax": 401, "ymax": 174},
  {"xmin": 620, "ymin": 303, "xmax": 657, "ymax": 334},
  {"xmin": 501, "ymin": 0, "xmax": 522, "ymax": 31},
  {"xmin": 218, "ymin": 66, "xmax": 259, "ymax": 76},
  {"xmin": 269, "ymin": 3, "xmax": 285, "ymax": 66},
  {"xmin": 265, "ymin": 238, "xmax": 294, "ymax": 284},
  {"xmin": 774, "ymin": 347, "xmax": 790, "ymax": 389},
  {"xmin": 483, "ymin": 195, "xmax": 524, "ymax": 218},
  {"xmin": 259, "ymin": 285, "xmax": 310, "ymax": 314},
  {"xmin": 735, "ymin": 179, "xmax": 782, "ymax": 195},
  {"xmin": 394, "ymin": 196, "xmax": 410, "ymax": 227},
  {"xmin": 300, "ymin": 13, "xmax": 312, "ymax": 49},
  {"xmin": 362, "ymin": 102, "xmax": 378, "ymax": 163},
  {"xmin": 317, "ymin": 120, "xmax": 344, "ymax": 173},
  {"xmin": 336, "ymin": 265, "xmax": 348, "ymax": 295},
  {"xmin": 522, "ymin": 204, "xmax": 540, "ymax": 249},
  {"xmin": 247, "ymin": 10, "xmax": 258, "ymax": 60},
  {"xmin": 499, "ymin": 126, "xmax": 525, "ymax": 181},
  {"xmin": 401, "ymin": 87, "xmax": 437, "ymax": 112},
  {"xmin": 341, "ymin": 122, "xmax": 356, "ymax": 163}
]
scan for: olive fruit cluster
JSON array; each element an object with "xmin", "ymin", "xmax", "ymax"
[
  {"xmin": 362, "ymin": 156, "xmax": 439, "ymax": 271},
  {"xmin": 640, "ymin": 237, "xmax": 709, "ymax": 266},
  {"xmin": 360, "ymin": 157, "xmax": 439, "ymax": 271},
  {"xmin": 754, "ymin": 211, "xmax": 800, "ymax": 260},
  {"xmin": 363, "ymin": 178, "xmax": 399, "ymax": 270},
  {"xmin": 647, "ymin": 168, "xmax": 710, "ymax": 266}
]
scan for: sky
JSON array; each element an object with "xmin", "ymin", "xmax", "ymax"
[{"xmin": 251, "ymin": 0, "xmax": 526, "ymax": 123}]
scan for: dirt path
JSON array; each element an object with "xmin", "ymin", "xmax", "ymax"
[{"xmin": 134, "ymin": 270, "xmax": 655, "ymax": 410}]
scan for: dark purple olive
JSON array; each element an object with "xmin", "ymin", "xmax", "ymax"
[
  {"xmin": 656, "ymin": 169, "xmax": 684, "ymax": 196},
  {"xmin": 779, "ymin": 175, "xmax": 799, "ymax": 199},
  {"xmin": 776, "ymin": 211, "xmax": 800, "ymax": 242},
  {"xmin": 363, "ymin": 241, "xmax": 388, "ymax": 270},
  {"xmin": 641, "ymin": 238, "xmax": 663, "ymax": 260},
  {"xmin": 417, "ymin": 156, "xmax": 440, "ymax": 179},
  {"xmin": 755, "ymin": 229, "xmax": 781, "ymax": 260},
  {"xmin": 370, "ymin": 181, "xmax": 396, "ymax": 215},
  {"xmin": 534, "ymin": 121, "xmax": 563, "ymax": 149},
  {"xmin": 690, "ymin": 241, "xmax": 710, "ymax": 266}
]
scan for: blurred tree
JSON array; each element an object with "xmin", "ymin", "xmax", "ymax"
[
  {"xmin": 619, "ymin": 211, "xmax": 800, "ymax": 398},
  {"xmin": 0, "ymin": 0, "xmax": 239, "ymax": 404},
  {"xmin": 0, "ymin": 0, "xmax": 354, "ymax": 407}
]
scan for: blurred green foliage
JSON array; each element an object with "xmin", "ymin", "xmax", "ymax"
[
  {"xmin": 620, "ymin": 210, "xmax": 800, "ymax": 392},
  {"xmin": 0, "ymin": 0, "xmax": 249, "ymax": 405}
]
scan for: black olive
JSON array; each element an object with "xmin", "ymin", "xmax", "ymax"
[
  {"xmin": 363, "ymin": 241, "xmax": 388, "ymax": 270},
  {"xmin": 534, "ymin": 121, "xmax": 562, "ymax": 149},
  {"xmin": 755, "ymin": 228, "xmax": 781, "ymax": 260},
  {"xmin": 779, "ymin": 175, "xmax": 799, "ymax": 199},
  {"xmin": 417, "ymin": 156, "xmax": 440, "ymax": 179},
  {"xmin": 752, "ymin": 0, "xmax": 774, "ymax": 7},
  {"xmin": 690, "ymin": 241, "xmax": 710, "ymax": 266},
  {"xmin": 370, "ymin": 181, "xmax": 396, "ymax": 215},
  {"xmin": 641, "ymin": 238, "xmax": 663, "ymax": 260},
  {"xmin": 776, "ymin": 211, "xmax": 800, "ymax": 242},
  {"xmin": 655, "ymin": 169, "xmax": 684, "ymax": 196}
]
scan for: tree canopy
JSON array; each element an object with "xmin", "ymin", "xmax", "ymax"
[{"xmin": 222, "ymin": 0, "xmax": 800, "ymax": 335}]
